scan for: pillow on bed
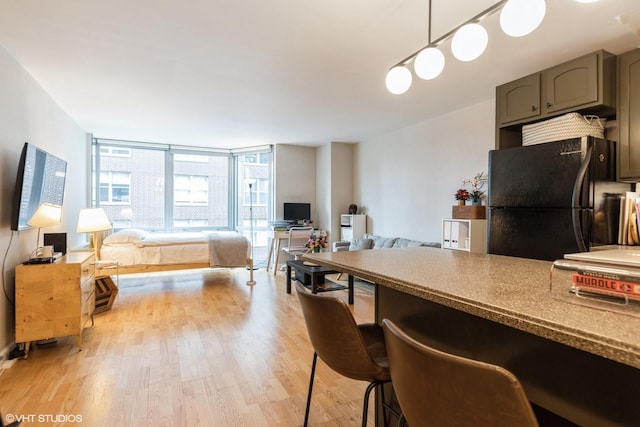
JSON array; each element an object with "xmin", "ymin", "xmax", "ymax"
[{"xmin": 103, "ymin": 228, "xmax": 149, "ymax": 245}]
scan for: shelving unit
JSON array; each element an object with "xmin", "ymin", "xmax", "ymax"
[
  {"xmin": 340, "ymin": 214, "xmax": 366, "ymax": 241},
  {"xmin": 442, "ymin": 219, "xmax": 487, "ymax": 253}
]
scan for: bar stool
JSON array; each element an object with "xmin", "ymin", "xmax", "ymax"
[
  {"xmin": 382, "ymin": 319, "xmax": 539, "ymax": 427},
  {"xmin": 295, "ymin": 281, "xmax": 399, "ymax": 427}
]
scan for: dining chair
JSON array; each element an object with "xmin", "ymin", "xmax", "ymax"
[
  {"xmin": 382, "ymin": 319, "xmax": 539, "ymax": 427},
  {"xmin": 295, "ymin": 281, "xmax": 400, "ymax": 427}
]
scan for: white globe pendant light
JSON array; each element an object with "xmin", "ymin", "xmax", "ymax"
[
  {"xmin": 385, "ymin": 66, "xmax": 412, "ymax": 94},
  {"xmin": 500, "ymin": 0, "xmax": 546, "ymax": 37},
  {"xmin": 414, "ymin": 47, "xmax": 445, "ymax": 80},
  {"xmin": 451, "ymin": 23, "xmax": 488, "ymax": 62}
]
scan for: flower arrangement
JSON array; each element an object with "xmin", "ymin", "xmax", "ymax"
[
  {"xmin": 463, "ymin": 171, "xmax": 487, "ymax": 204},
  {"xmin": 306, "ymin": 230, "xmax": 328, "ymax": 253},
  {"xmin": 454, "ymin": 188, "xmax": 470, "ymax": 201}
]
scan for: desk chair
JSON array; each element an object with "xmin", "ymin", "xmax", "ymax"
[
  {"xmin": 382, "ymin": 319, "xmax": 539, "ymax": 427},
  {"xmin": 280, "ymin": 226, "xmax": 312, "ymax": 265},
  {"xmin": 295, "ymin": 282, "xmax": 399, "ymax": 427}
]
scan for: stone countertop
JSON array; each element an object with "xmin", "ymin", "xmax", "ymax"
[{"xmin": 304, "ymin": 247, "xmax": 640, "ymax": 369}]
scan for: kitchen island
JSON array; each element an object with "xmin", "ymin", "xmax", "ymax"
[{"xmin": 304, "ymin": 247, "xmax": 640, "ymax": 427}]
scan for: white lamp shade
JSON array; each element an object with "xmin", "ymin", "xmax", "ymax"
[
  {"xmin": 385, "ymin": 66, "xmax": 412, "ymax": 95},
  {"xmin": 27, "ymin": 203, "xmax": 62, "ymax": 228},
  {"xmin": 500, "ymin": 0, "xmax": 546, "ymax": 37},
  {"xmin": 76, "ymin": 207, "xmax": 112, "ymax": 233},
  {"xmin": 575, "ymin": 0, "xmax": 598, "ymax": 3},
  {"xmin": 414, "ymin": 47, "xmax": 445, "ymax": 80},
  {"xmin": 451, "ymin": 23, "xmax": 488, "ymax": 62}
]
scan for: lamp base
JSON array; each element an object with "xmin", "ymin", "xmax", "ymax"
[{"xmin": 246, "ymin": 280, "xmax": 257, "ymax": 286}]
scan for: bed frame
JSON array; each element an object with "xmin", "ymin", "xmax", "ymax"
[{"xmin": 93, "ymin": 232, "xmax": 255, "ymax": 285}]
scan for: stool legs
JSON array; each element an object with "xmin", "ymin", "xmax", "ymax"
[
  {"xmin": 304, "ymin": 353, "xmax": 399, "ymax": 427},
  {"xmin": 304, "ymin": 352, "xmax": 318, "ymax": 427}
]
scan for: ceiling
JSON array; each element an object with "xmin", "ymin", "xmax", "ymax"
[{"xmin": 0, "ymin": 0, "xmax": 639, "ymax": 149}]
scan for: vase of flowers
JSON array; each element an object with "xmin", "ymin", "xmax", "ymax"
[
  {"xmin": 306, "ymin": 230, "xmax": 328, "ymax": 253},
  {"xmin": 454, "ymin": 189, "xmax": 470, "ymax": 205},
  {"xmin": 463, "ymin": 172, "xmax": 486, "ymax": 205}
]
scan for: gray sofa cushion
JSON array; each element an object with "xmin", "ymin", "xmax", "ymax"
[
  {"xmin": 364, "ymin": 234, "xmax": 398, "ymax": 249},
  {"xmin": 349, "ymin": 238, "xmax": 374, "ymax": 250},
  {"xmin": 394, "ymin": 238, "xmax": 425, "ymax": 248}
]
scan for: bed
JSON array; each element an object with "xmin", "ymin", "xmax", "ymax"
[{"xmin": 95, "ymin": 228, "xmax": 254, "ymax": 284}]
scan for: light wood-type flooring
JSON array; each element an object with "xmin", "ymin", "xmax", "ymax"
[{"xmin": 0, "ymin": 268, "xmax": 377, "ymax": 426}]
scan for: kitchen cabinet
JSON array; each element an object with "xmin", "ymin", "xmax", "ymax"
[
  {"xmin": 15, "ymin": 251, "xmax": 95, "ymax": 357},
  {"xmin": 617, "ymin": 48, "xmax": 640, "ymax": 181},
  {"xmin": 496, "ymin": 74, "xmax": 541, "ymax": 125},
  {"xmin": 496, "ymin": 50, "xmax": 616, "ymax": 149}
]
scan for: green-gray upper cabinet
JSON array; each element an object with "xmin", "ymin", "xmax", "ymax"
[
  {"xmin": 544, "ymin": 52, "xmax": 603, "ymax": 114},
  {"xmin": 496, "ymin": 74, "xmax": 541, "ymax": 125},
  {"xmin": 496, "ymin": 50, "xmax": 616, "ymax": 149},
  {"xmin": 617, "ymin": 48, "xmax": 640, "ymax": 182}
]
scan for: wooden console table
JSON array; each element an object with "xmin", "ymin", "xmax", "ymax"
[{"xmin": 15, "ymin": 252, "xmax": 96, "ymax": 357}]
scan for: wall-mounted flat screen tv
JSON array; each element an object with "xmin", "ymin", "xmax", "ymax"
[
  {"xmin": 283, "ymin": 202, "xmax": 311, "ymax": 222},
  {"xmin": 11, "ymin": 142, "xmax": 67, "ymax": 231}
]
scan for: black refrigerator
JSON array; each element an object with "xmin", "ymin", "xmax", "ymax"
[{"xmin": 488, "ymin": 137, "xmax": 631, "ymax": 261}]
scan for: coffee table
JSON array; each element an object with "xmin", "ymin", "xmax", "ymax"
[{"xmin": 286, "ymin": 259, "xmax": 354, "ymax": 304}]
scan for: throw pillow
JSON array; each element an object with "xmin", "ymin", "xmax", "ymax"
[{"xmin": 349, "ymin": 238, "xmax": 374, "ymax": 250}]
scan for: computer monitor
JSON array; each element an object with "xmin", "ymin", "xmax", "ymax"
[{"xmin": 283, "ymin": 202, "xmax": 311, "ymax": 222}]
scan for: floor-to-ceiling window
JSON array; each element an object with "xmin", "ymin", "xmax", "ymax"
[
  {"xmin": 235, "ymin": 149, "xmax": 272, "ymax": 265},
  {"xmin": 92, "ymin": 139, "xmax": 272, "ymax": 263}
]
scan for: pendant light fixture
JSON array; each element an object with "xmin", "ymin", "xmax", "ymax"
[
  {"xmin": 500, "ymin": 0, "xmax": 546, "ymax": 37},
  {"xmin": 414, "ymin": 0, "xmax": 445, "ymax": 80},
  {"xmin": 386, "ymin": 0, "xmax": 558, "ymax": 95},
  {"xmin": 385, "ymin": 65, "xmax": 413, "ymax": 95},
  {"xmin": 451, "ymin": 23, "xmax": 489, "ymax": 61}
]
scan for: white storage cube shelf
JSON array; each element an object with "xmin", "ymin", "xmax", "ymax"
[
  {"xmin": 340, "ymin": 214, "xmax": 366, "ymax": 241},
  {"xmin": 441, "ymin": 219, "xmax": 487, "ymax": 253}
]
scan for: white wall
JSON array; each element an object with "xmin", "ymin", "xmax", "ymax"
[
  {"xmin": 273, "ymin": 144, "xmax": 316, "ymax": 221},
  {"xmin": 329, "ymin": 142, "xmax": 355, "ymax": 240},
  {"xmin": 354, "ymin": 99, "xmax": 496, "ymax": 243},
  {"xmin": 0, "ymin": 46, "xmax": 88, "ymax": 356}
]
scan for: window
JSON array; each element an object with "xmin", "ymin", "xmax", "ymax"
[
  {"xmin": 99, "ymin": 146, "xmax": 131, "ymax": 157},
  {"xmin": 175, "ymin": 175, "xmax": 208, "ymax": 205},
  {"xmin": 92, "ymin": 140, "xmax": 272, "ymax": 259},
  {"xmin": 99, "ymin": 172, "xmax": 130, "ymax": 204}
]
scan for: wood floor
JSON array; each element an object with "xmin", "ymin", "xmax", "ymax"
[{"xmin": 0, "ymin": 268, "xmax": 378, "ymax": 426}]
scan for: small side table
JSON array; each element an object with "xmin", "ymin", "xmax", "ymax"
[
  {"xmin": 286, "ymin": 259, "xmax": 354, "ymax": 304},
  {"xmin": 94, "ymin": 260, "xmax": 120, "ymax": 314}
]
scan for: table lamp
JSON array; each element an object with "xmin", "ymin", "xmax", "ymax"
[
  {"xmin": 27, "ymin": 202, "xmax": 62, "ymax": 248},
  {"xmin": 76, "ymin": 207, "xmax": 111, "ymax": 259}
]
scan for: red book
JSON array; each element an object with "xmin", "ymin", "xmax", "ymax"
[{"xmin": 572, "ymin": 272, "xmax": 640, "ymax": 302}]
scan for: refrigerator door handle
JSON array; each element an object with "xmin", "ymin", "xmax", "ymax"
[{"xmin": 571, "ymin": 145, "xmax": 592, "ymax": 252}]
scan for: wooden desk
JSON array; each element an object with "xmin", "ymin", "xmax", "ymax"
[
  {"xmin": 266, "ymin": 229, "xmax": 290, "ymax": 274},
  {"xmin": 305, "ymin": 248, "xmax": 640, "ymax": 427}
]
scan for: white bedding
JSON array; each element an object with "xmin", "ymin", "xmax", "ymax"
[{"xmin": 99, "ymin": 230, "xmax": 248, "ymax": 268}]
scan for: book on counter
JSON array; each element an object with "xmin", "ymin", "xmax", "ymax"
[{"xmin": 571, "ymin": 270, "xmax": 640, "ymax": 302}]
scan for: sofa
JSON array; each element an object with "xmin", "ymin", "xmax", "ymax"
[{"xmin": 332, "ymin": 233, "xmax": 441, "ymax": 252}]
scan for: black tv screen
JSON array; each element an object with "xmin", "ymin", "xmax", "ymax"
[
  {"xmin": 283, "ymin": 202, "xmax": 311, "ymax": 222},
  {"xmin": 11, "ymin": 143, "xmax": 67, "ymax": 231}
]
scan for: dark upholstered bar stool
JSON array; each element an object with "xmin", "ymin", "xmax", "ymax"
[
  {"xmin": 295, "ymin": 281, "xmax": 399, "ymax": 427},
  {"xmin": 382, "ymin": 319, "xmax": 539, "ymax": 427}
]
